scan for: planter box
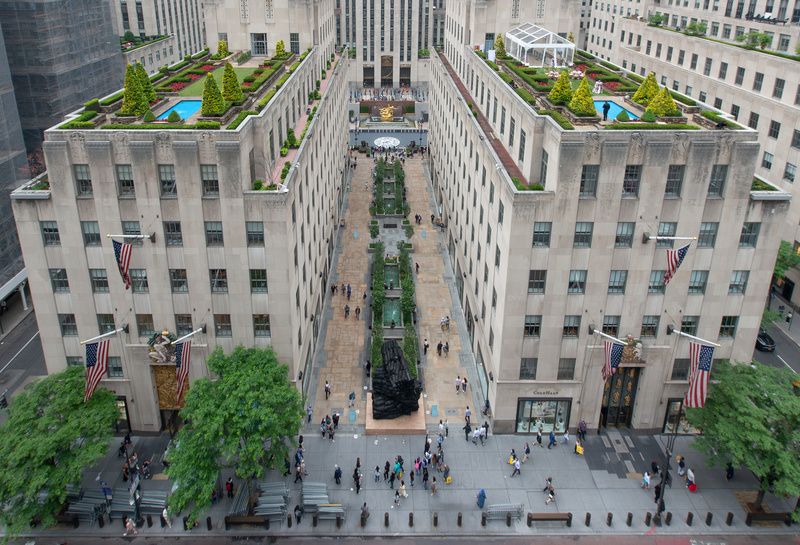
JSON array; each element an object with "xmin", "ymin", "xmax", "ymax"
[
  {"xmin": 110, "ymin": 115, "xmax": 139, "ymax": 123},
  {"xmin": 657, "ymin": 115, "xmax": 688, "ymax": 124},
  {"xmin": 692, "ymin": 114, "xmax": 719, "ymax": 129},
  {"xmin": 567, "ymin": 112, "xmax": 602, "ymax": 125}
]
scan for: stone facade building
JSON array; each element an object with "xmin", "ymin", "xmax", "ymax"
[{"xmin": 114, "ymin": 0, "xmax": 206, "ymax": 62}]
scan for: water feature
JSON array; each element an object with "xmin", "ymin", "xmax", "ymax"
[
  {"xmin": 157, "ymin": 99, "xmax": 202, "ymax": 121},
  {"xmin": 383, "ymin": 298, "xmax": 402, "ymax": 327},
  {"xmin": 593, "ymin": 100, "xmax": 639, "ymax": 120},
  {"xmin": 385, "ymin": 264, "xmax": 400, "ymax": 288}
]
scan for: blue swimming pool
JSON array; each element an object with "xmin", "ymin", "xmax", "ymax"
[
  {"xmin": 157, "ymin": 100, "xmax": 202, "ymax": 121},
  {"xmin": 594, "ymin": 100, "xmax": 639, "ymax": 121}
]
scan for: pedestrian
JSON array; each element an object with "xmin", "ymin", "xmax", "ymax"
[
  {"xmin": 389, "ymin": 470, "xmax": 396, "ymax": 489},
  {"xmin": 445, "ymin": 419, "xmax": 449, "ymax": 437},
  {"xmin": 677, "ymin": 455, "xmax": 686, "ymax": 476},
  {"xmin": 461, "ymin": 376, "xmax": 467, "ymax": 392},
  {"xmin": 465, "ymin": 406, "xmax": 471, "ymax": 423},
  {"xmin": 334, "ymin": 464, "xmax": 342, "ymax": 485},
  {"xmin": 477, "ymin": 488, "xmax": 487, "ymax": 508},
  {"xmin": 355, "ymin": 306, "xmax": 361, "ymax": 319},
  {"xmin": 331, "ymin": 284, "xmax": 336, "ymax": 296},
  {"xmin": 325, "ymin": 380, "xmax": 332, "ymax": 400},
  {"xmin": 455, "ymin": 375, "xmax": 460, "ymax": 393},
  {"xmin": 347, "ymin": 283, "xmax": 351, "ymax": 299},
  {"xmin": 394, "ymin": 489, "xmax": 401, "ymax": 505},
  {"xmin": 471, "ymin": 428, "xmax": 480, "ymax": 445},
  {"xmin": 320, "ymin": 418, "xmax": 327, "ymax": 437},
  {"xmin": 444, "ymin": 341, "xmax": 449, "ymax": 357},
  {"xmin": 651, "ymin": 460, "xmax": 660, "ymax": 476},
  {"xmin": 578, "ymin": 419, "xmax": 587, "ymax": 442},
  {"xmin": 562, "ymin": 429, "xmax": 570, "ymax": 444},
  {"xmin": 523, "ymin": 442, "xmax": 531, "ymax": 463},
  {"xmin": 463, "ymin": 421, "xmax": 472, "ymax": 441},
  {"xmin": 356, "ymin": 457, "xmax": 362, "ymax": 470},
  {"xmin": 354, "ymin": 469, "xmax": 362, "ymax": 493},
  {"xmin": 384, "ymin": 460, "xmax": 390, "ymax": 480},
  {"xmin": 431, "ymin": 476, "xmax": 438, "ymax": 496},
  {"xmin": 374, "ymin": 465, "xmax": 381, "ymax": 483},
  {"xmin": 365, "ymin": 362, "xmax": 371, "ymax": 378},
  {"xmin": 410, "ymin": 469, "xmax": 415, "ymax": 487},
  {"xmin": 424, "ymin": 435, "xmax": 431, "ymax": 453},
  {"xmin": 726, "ymin": 462, "xmax": 734, "ymax": 480},
  {"xmin": 479, "ymin": 425, "xmax": 487, "ymax": 445},
  {"xmin": 301, "ymin": 460, "xmax": 307, "ymax": 475},
  {"xmin": 439, "ymin": 419, "xmax": 445, "ymax": 436},
  {"xmin": 537, "ymin": 426, "xmax": 544, "ymax": 447},
  {"xmin": 292, "ymin": 504, "xmax": 303, "ymax": 524},
  {"xmin": 415, "ymin": 262, "xmax": 420, "ymax": 274},
  {"xmin": 399, "ymin": 480, "xmax": 408, "ymax": 498},
  {"xmin": 422, "ymin": 467, "xmax": 430, "ymax": 489},
  {"xmin": 162, "ymin": 506, "xmax": 172, "ymax": 528},
  {"xmin": 548, "ymin": 430, "xmax": 556, "ymax": 449},
  {"xmin": 344, "ymin": 304, "xmax": 350, "ymax": 318},
  {"xmin": 361, "ymin": 502, "xmax": 370, "ymax": 521},
  {"xmin": 226, "ymin": 477, "xmax": 234, "ymax": 498},
  {"xmin": 641, "ymin": 471, "xmax": 651, "ymax": 489},
  {"xmin": 328, "ymin": 425, "xmax": 335, "ymax": 442},
  {"xmin": 333, "ymin": 413, "xmax": 340, "ymax": 429},
  {"xmin": 431, "ymin": 213, "xmax": 435, "ymax": 223},
  {"xmin": 348, "ymin": 391, "xmax": 356, "ymax": 407},
  {"xmin": 686, "ymin": 467, "xmax": 695, "ymax": 488},
  {"xmin": 284, "ymin": 456, "xmax": 292, "ymax": 476},
  {"xmin": 423, "ymin": 338, "xmax": 429, "ymax": 355},
  {"xmin": 295, "ymin": 463, "xmax": 303, "ymax": 483},
  {"xmin": 654, "ymin": 483, "xmax": 662, "ymax": 504},
  {"xmin": 511, "ymin": 457, "xmax": 521, "ymax": 477},
  {"xmin": 546, "ymin": 483, "xmax": 556, "ymax": 505},
  {"xmin": 437, "ymin": 342, "xmax": 443, "ymax": 357},
  {"xmin": 543, "ymin": 476, "xmax": 553, "ymax": 492},
  {"xmin": 306, "ymin": 404, "xmax": 313, "ymax": 423},
  {"xmin": 124, "ymin": 517, "xmax": 138, "ymax": 536}
]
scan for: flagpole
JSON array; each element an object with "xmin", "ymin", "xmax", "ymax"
[
  {"xmin": 80, "ymin": 325, "xmax": 129, "ymax": 345},
  {"xmin": 170, "ymin": 325, "xmax": 206, "ymax": 345},
  {"xmin": 665, "ymin": 325, "xmax": 721, "ymax": 347},
  {"xmin": 641, "ymin": 234, "xmax": 697, "ymax": 244},
  {"xmin": 106, "ymin": 233, "xmax": 157, "ymax": 243},
  {"xmin": 586, "ymin": 324, "xmax": 626, "ymax": 345}
]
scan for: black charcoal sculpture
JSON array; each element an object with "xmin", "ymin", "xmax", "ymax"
[{"xmin": 372, "ymin": 340, "xmax": 423, "ymax": 419}]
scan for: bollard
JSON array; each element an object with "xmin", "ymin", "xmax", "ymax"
[
  {"xmin": 72, "ymin": 515, "xmax": 79, "ymax": 529},
  {"xmin": 409, "ymin": 512, "xmax": 413, "ymax": 527},
  {"xmin": 653, "ymin": 512, "xmax": 662, "ymax": 526},
  {"xmin": 645, "ymin": 512, "xmax": 652, "ymax": 526},
  {"xmin": 626, "ymin": 512, "xmax": 632, "ymax": 527},
  {"xmin": 686, "ymin": 512, "xmax": 693, "ymax": 526},
  {"xmin": 98, "ymin": 515, "xmax": 104, "ymax": 528},
  {"xmin": 337, "ymin": 514, "xmax": 342, "ymax": 528},
  {"xmin": 457, "ymin": 512, "xmax": 462, "ymax": 526},
  {"xmin": 384, "ymin": 512, "xmax": 389, "ymax": 527},
  {"xmin": 481, "ymin": 512, "xmax": 487, "ymax": 526},
  {"xmin": 147, "ymin": 514, "xmax": 153, "ymax": 528},
  {"xmin": 506, "ymin": 512, "xmax": 512, "ymax": 527},
  {"xmin": 122, "ymin": 515, "xmax": 127, "ymax": 529},
  {"xmin": 287, "ymin": 514, "xmax": 292, "ymax": 528},
  {"xmin": 360, "ymin": 512, "xmax": 367, "ymax": 527},
  {"xmin": 265, "ymin": 518, "xmax": 270, "ymax": 531},
  {"xmin": 665, "ymin": 512, "xmax": 672, "ymax": 526},
  {"xmin": 206, "ymin": 516, "xmax": 212, "ymax": 531},
  {"xmin": 726, "ymin": 512, "xmax": 734, "ymax": 526},
  {"xmin": 313, "ymin": 514, "xmax": 318, "ymax": 527},
  {"xmin": 433, "ymin": 512, "xmax": 438, "ymax": 527},
  {"xmin": 160, "ymin": 515, "xmax": 166, "ymax": 528},
  {"xmin": 585, "ymin": 512, "xmax": 591, "ymax": 527},
  {"xmin": 566, "ymin": 513, "xmax": 572, "ymax": 527},
  {"xmin": 527, "ymin": 513, "xmax": 533, "ymax": 527},
  {"xmin": 606, "ymin": 512, "xmax": 613, "ymax": 526},
  {"xmin": 183, "ymin": 516, "xmax": 188, "ymax": 531},
  {"xmin": 705, "ymin": 512, "xmax": 713, "ymax": 526}
]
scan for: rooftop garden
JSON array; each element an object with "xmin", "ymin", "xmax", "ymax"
[{"xmin": 120, "ymin": 32, "xmax": 169, "ymax": 52}]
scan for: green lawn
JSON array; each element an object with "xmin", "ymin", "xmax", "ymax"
[{"xmin": 179, "ymin": 67, "xmax": 258, "ymax": 97}]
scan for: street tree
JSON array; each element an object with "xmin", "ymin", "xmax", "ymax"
[
  {"xmin": 686, "ymin": 361, "xmax": 800, "ymax": 510},
  {"xmin": 0, "ymin": 366, "xmax": 117, "ymax": 538},
  {"xmin": 773, "ymin": 240, "xmax": 800, "ymax": 280},
  {"xmin": 165, "ymin": 346, "xmax": 303, "ymax": 522}
]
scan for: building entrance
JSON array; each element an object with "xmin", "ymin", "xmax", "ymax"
[
  {"xmin": 600, "ymin": 367, "xmax": 640, "ymax": 427},
  {"xmin": 381, "ymin": 55, "xmax": 393, "ymax": 86}
]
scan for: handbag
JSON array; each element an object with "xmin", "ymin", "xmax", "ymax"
[
  {"xmin": 576, "ymin": 445, "xmax": 584, "ymax": 455},
  {"xmin": 508, "ymin": 456, "xmax": 514, "ymax": 465}
]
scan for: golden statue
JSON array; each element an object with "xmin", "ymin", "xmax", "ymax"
[{"xmin": 379, "ymin": 105, "xmax": 394, "ymax": 121}]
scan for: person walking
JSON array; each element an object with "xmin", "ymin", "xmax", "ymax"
[
  {"xmin": 511, "ymin": 457, "xmax": 521, "ymax": 477},
  {"xmin": 415, "ymin": 262, "xmax": 420, "ymax": 274},
  {"xmin": 306, "ymin": 404, "xmax": 313, "ymax": 423},
  {"xmin": 346, "ymin": 283, "xmax": 352, "ymax": 299},
  {"xmin": 545, "ymin": 482, "xmax": 556, "ymax": 504},
  {"xmin": 354, "ymin": 468, "xmax": 362, "ymax": 494},
  {"xmin": 124, "ymin": 517, "xmax": 138, "ymax": 536},
  {"xmin": 686, "ymin": 467, "xmax": 696, "ymax": 488},
  {"xmin": 344, "ymin": 304, "xmax": 350, "ymax": 319},
  {"xmin": 423, "ymin": 339, "xmax": 429, "ymax": 355},
  {"xmin": 461, "ymin": 376, "xmax": 467, "ymax": 392},
  {"xmin": 455, "ymin": 375, "xmax": 460, "ymax": 393},
  {"xmin": 334, "ymin": 464, "xmax": 342, "ymax": 485},
  {"xmin": 536, "ymin": 427, "xmax": 544, "ymax": 448},
  {"xmin": 324, "ymin": 380, "xmax": 332, "ymax": 400},
  {"xmin": 522, "ymin": 442, "xmax": 531, "ymax": 463},
  {"xmin": 465, "ymin": 406, "xmax": 471, "ymax": 423},
  {"xmin": 430, "ymin": 476, "xmax": 438, "ymax": 496},
  {"xmin": 332, "ymin": 413, "xmax": 340, "ymax": 429},
  {"xmin": 641, "ymin": 471, "xmax": 651, "ymax": 489},
  {"xmin": 389, "ymin": 470, "xmax": 396, "ymax": 489},
  {"xmin": 578, "ymin": 419, "xmax": 587, "ymax": 442},
  {"xmin": 384, "ymin": 461, "xmax": 391, "ymax": 481},
  {"xmin": 399, "ymin": 481, "xmax": 408, "ymax": 498},
  {"xmin": 548, "ymin": 430, "xmax": 556, "ymax": 449},
  {"xmin": 361, "ymin": 502, "xmax": 370, "ymax": 522},
  {"xmin": 463, "ymin": 421, "xmax": 472, "ymax": 441},
  {"xmin": 294, "ymin": 463, "xmax": 303, "ymax": 483},
  {"xmin": 444, "ymin": 341, "xmax": 449, "ymax": 357},
  {"xmin": 226, "ymin": 477, "xmax": 234, "ymax": 498},
  {"xmin": 409, "ymin": 469, "xmax": 415, "ymax": 487},
  {"xmin": 294, "ymin": 504, "xmax": 303, "ymax": 524},
  {"xmin": 677, "ymin": 455, "xmax": 686, "ymax": 477},
  {"xmin": 726, "ymin": 462, "xmax": 734, "ymax": 481},
  {"xmin": 355, "ymin": 306, "xmax": 361, "ymax": 319},
  {"xmin": 437, "ymin": 342, "xmax": 443, "ymax": 357},
  {"xmin": 654, "ymin": 483, "xmax": 662, "ymax": 504},
  {"xmin": 162, "ymin": 506, "xmax": 172, "ymax": 528},
  {"xmin": 445, "ymin": 419, "xmax": 449, "ymax": 437}
]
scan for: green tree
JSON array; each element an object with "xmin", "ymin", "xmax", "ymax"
[
  {"xmin": 201, "ymin": 73, "xmax": 225, "ymax": 116},
  {"xmin": 165, "ymin": 347, "xmax": 303, "ymax": 523},
  {"xmin": 222, "ymin": 62, "xmax": 243, "ymax": 102},
  {"xmin": 276, "ymin": 39, "xmax": 286, "ymax": 57},
  {"xmin": 135, "ymin": 62, "xmax": 156, "ymax": 105},
  {"xmin": 568, "ymin": 77, "xmax": 596, "ymax": 116},
  {"xmin": 632, "ymin": 72, "xmax": 660, "ymax": 105},
  {"xmin": 217, "ymin": 39, "xmax": 229, "ymax": 57},
  {"xmin": 120, "ymin": 63, "xmax": 147, "ymax": 116},
  {"xmin": 494, "ymin": 34, "xmax": 506, "ymax": 57},
  {"xmin": 648, "ymin": 13, "xmax": 665, "ymax": 26},
  {"xmin": 773, "ymin": 240, "xmax": 800, "ymax": 280},
  {"xmin": 761, "ymin": 308, "xmax": 781, "ymax": 328},
  {"xmin": 123, "ymin": 31, "xmax": 136, "ymax": 42},
  {"xmin": 645, "ymin": 86, "xmax": 679, "ymax": 117},
  {"xmin": 0, "ymin": 367, "xmax": 117, "ymax": 538},
  {"xmin": 548, "ymin": 70, "xmax": 573, "ymax": 105},
  {"xmin": 686, "ymin": 361, "xmax": 800, "ymax": 510}
]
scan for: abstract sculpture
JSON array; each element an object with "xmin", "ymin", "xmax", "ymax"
[{"xmin": 372, "ymin": 340, "xmax": 423, "ymax": 419}]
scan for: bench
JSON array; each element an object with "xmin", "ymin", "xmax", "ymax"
[
  {"xmin": 224, "ymin": 514, "xmax": 269, "ymax": 530},
  {"xmin": 228, "ymin": 483, "xmax": 250, "ymax": 517},
  {"xmin": 483, "ymin": 503, "xmax": 524, "ymax": 522},
  {"xmin": 527, "ymin": 512, "xmax": 573, "ymax": 527},
  {"xmin": 745, "ymin": 511, "xmax": 792, "ymax": 526},
  {"xmin": 314, "ymin": 504, "xmax": 345, "ymax": 523}
]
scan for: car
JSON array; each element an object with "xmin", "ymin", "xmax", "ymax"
[{"xmin": 755, "ymin": 328, "xmax": 776, "ymax": 352}]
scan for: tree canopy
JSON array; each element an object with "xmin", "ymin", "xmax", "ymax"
[
  {"xmin": 568, "ymin": 77, "xmax": 596, "ymax": 116},
  {"xmin": 773, "ymin": 240, "xmax": 800, "ymax": 280},
  {"xmin": 120, "ymin": 64, "xmax": 147, "ymax": 116},
  {"xmin": 548, "ymin": 70, "xmax": 573, "ymax": 105},
  {"xmin": 201, "ymin": 73, "xmax": 225, "ymax": 116},
  {"xmin": 632, "ymin": 72, "xmax": 659, "ymax": 105},
  {"xmin": 165, "ymin": 347, "xmax": 303, "ymax": 522},
  {"xmin": 0, "ymin": 366, "xmax": 117, "ymax": 537},
  {"xmin": 686, "ymin": 361, "xmax": 800, "ymax": 509},
  {"xmin": 222, "ymin": 62, "xmax": 243, "ymax": 102}
]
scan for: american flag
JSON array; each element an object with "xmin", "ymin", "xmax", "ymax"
[
  {"xmin": 602, "ymin": 340, "xmax": 625, "ymax": 382},
  {"xmin": 664, "ymin": 243, "xmax": 690, "ymax": 285},
  {"xmin": 112, "ymin": 239, "xmax": 132, "ymax": 289},
  {"xmin": 175, "ymin": 340, "xmax": 192, "ymax": 402},
  {"xmin": 684, "ymin": 341, "xmax": 715, "ymax": 408},
  {"xmin": 84, "ymin": 340, "xmax": 110, "ymax": 402}
]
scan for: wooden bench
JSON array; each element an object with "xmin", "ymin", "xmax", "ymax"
[
  {"xmin": 745, "ymin": 511, "xmax": 792, "ymax": 526},
  {"xmin": 527, "ymin": 512, "xmax": 573, "ymax": 527},
  {"xmin": 224, "ymin": 514, "xmax": 269, "ymax": 530},
  {"xmin": 483, "ymin": 503, "xmax": 524, "ymax": 522}
]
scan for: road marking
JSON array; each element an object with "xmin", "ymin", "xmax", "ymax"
[
  {"xmin": 777, "ymin": 355, "xmax": 795, "ymax": 373},
  {"xmin": 0, "ymin": 331, "xmax": 39, "ymax": 375}
]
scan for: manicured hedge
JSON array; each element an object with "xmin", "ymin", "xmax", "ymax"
[
  {"xmin": 102, "ymin": 121, "xmax": 221, "ymax": 130},
  {"xmin": 100, "ymin": 91, "xmax": 124, "ymax": 106},
  {"xmin": 514, "ymin": 86, "xmax": 535, "ymax": 104},
  {"xmin": 605, "ymin": 123, "xmax": 700, "ymax": 130},
  {"xmin": 59, "ymin": 110, "xmax": 97, "ymax": 129},
  {"xmin": 191, "ymin": 48, "xmax": 210, "ymax": 59},
  {"xmin": 670, "ymin": 91, "xmax": 697, "ymax": 106},
  {"xmin": 537, "ymin": 109, "xmax": 574, "ymax": 130},
  {"xmin": 700, "ymin": 110, "xmax": 742, "ymax": 129},
  {"xmin": 226, "ymin": 110, "xmax": 259, "ymax": 130}
]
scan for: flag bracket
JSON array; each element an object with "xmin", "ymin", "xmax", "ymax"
[
  {"xmin": 666, "ymin": 324, "xmax": 721, "ymax": 346},
  {"xmin": 80, "ymin": 324, "xmax": 129, "ymax": 345},
  {"xmin": 587, "ymin": 324, "xmax": 626, "ymax": 345},
  {"xmin": 106, "ymin": 233, "xmax": 157, "ymax": 243},
  {"xmin": 642, "ymin": 232, "xmax": 698, "ymax": 244}
]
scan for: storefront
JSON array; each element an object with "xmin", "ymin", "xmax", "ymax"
[
  {"xmin": 662, "ymin": 398, "xmax": 700, "ymax": 434},
  {"xmin": 515, "ymin": 398, "xmax": 571, "ymax": 433}
]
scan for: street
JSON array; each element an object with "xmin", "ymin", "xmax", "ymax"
[{"xmin": 752, "ymin": 323, "xmax": 800, "ymax": 374}]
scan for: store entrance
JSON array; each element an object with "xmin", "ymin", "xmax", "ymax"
[{"xmin": 600, "ymin": 367, "xmax": 640, "ymax": 428}]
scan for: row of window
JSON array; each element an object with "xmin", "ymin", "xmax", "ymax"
[
  {"xmin": 50, "ymin": 267, "xmax": 269, "ymax": 294},
  {"xmin": 522, "ymin": 313, "xmax": 739, "ymax": 341},
  {"xmin": 72, "ymin": 164, "xmax": 221, "ymax": 199},
  {"xmin": 58, "ymin": 313, "xmax": 272, "ymax": 341},
  {"xmin": 527, "ymin": 267, "xmax": 748, "ymax": 295},
  {"xmin": 40, "ymin": 220, "xmax": 266, "ymax": 248},
  {"xmin": 530, "ymin": 220, "xmax": 760, "ymax": 249}
]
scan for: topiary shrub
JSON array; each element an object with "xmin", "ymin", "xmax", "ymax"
[
  {"xmin": 646, "ymin": 86, "xmax": 680, "ymax": 117},
  {"xmin": 222, "ymin": 62, "xmax": 243, "ymax": 102},
  {"xmin": 548, "ymin": 70, "xmax": 573, "ymax": 105},
  {"xmin": 568, "ymin": 77, "xmax": 596, "ymax": 116},
  {"xmin": 615, "ymin": 110, "xmax": 630, "ymax": 122},
  {"xmin": 280, "ymin": 146, "xmax": 288, "ymax": 157},
  {"xmin": 135, "ymin": 62, "xmax": 156, "ymax": 105},
  {"xmin": 167, "ymin": 110, "xmax": 181, "ymax": 123},
  {"xmin": 275, "ymin": 40, "xmax": 286, "ymax": 58},
  {"xmin": 143, "ymin": 110, "xmax": 156, "ymax": 122},
  {"xmin": 201, "ymin": 73, "xmax": 225, "ymax": 116},
  {"xmin": 641, "ymin": 110, "xmax": 657, "ymax": 122},
  {"xmin": 632, "ymin": 72, "xmax": 659, "ymax": 105},
  {"xmin": 120, "ymin": 64, "xmax": 148, "ymax": 116},
  {"xmin": 494, "ymin": 34, "xmax": 506, "ymax": 57},
  {"xmin": 217, "ymin": 39, "xmax": 229, "ymax": 57},
  {"xmin": 287, "ymin": 128, "xmax": 298, "ymax": 148}
]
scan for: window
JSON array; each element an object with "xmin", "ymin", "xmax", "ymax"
[
  {"xmin": 246, "ymin": 222, "xmax": 264, "ymax": 246},
  {"xmin": 719, "ymin": 316, "xmax": 738, "ymax": 337},
  {"xmin": 524, "ymin": 315, "xmax": 541, "ymax": 337},
  {"xmin": 175, "ymin": 314, "xmax": 193, "ymax": 336},
  {"xmin": 698, "ymin": 222, "xmax": 718, "ymax": 248},
  {"xmin": 519, "ymin": 358, "xmax": 538, "ymax": 380},
  {"xmin": 603, "ymin": 315, "xmax": 620, "ymax": 337},
  {"xmin": 251, "ymin": 32, "xmax": 267, "ymax": 55},
  {"xmin": 563, "ymin": 315, "xmax": 581, "ymax": 337},
  {"xmin": 752, "ymin": 72, "xmax": 764, "ymax": 91},
  {"xmin": 107, "ymin": 357, "xmax": 123, "ymax": 378},
  {"xmin": 718, "ymin": 62, "xmax": 728, "ymax": 79},
  {"xmin": 164, "ymin": 221, "xmax": 183, "ymax": 246},
  {"xmin": 708, "ymin": 165, "xmax": 727, "ymax": 197},
  {"xmin": 641, "ymin": 315, "xmax": 660, "ymax": 337},
  {"xmin": 649, "ymin": 270, "xmax": 666, "ymax": 293},
  {"xmin": 129, "ymin": 269, "xmax": 149, "ymax": 293},
  {"xmin": 729, "ymin": 270, "xmax": 749, "ymax": 294},
  {"xmin": 580, "ymin": 165, "xmax": 599, "ymax": 197},
  {"xmin": 657, "ymin": 222, "xmax": 677, "ymax": 248},
  {"xmin": 509, "ymin": 117, "xmax": 515, "ymax": 147},
  {"xmin": 66, "ymin": 357, "xmax": 83, "ymax": 367},
  {"xmin": 122, "ymin": 221, "xmax": 142, "ymax": 245},
  {"xmin": 250, "ymin": 269, "xmax": 268, "ymax": 292},
  {"xmin": 665, "ymin": 165, "xmax": 684, "ymax": 197},
  {"xmin": 574, "ymin": 222, "xmax": 594, "ymax": 248},
  {"xmin": 735, "ymin": 67, "xmax": 745, "ymax": 85},
  {"xmin": 739, "ymin": 222, "xmax": 760, "ymax": 247},
  {"xmin": 607, "ymin": 270, "xmax": 628, "ymax": 294},
  {"xmin": 498, "ymin": 202, "xmax": 504, "ymax": 224},
  {"xmin": 40, "ymin": 221, "xmax": 60, "ymax": 246},
  {"xmin": 622, "ymin": 165, "xmax": 641, "ymax": 197},
  {"xmin": 74, "ymin": 164, "xmax": 93, "ymax": 197},
  {"xmin": 615, "ymin": 222, "xmax": 634, "ymax": 248},
  {"xmin": 703, "ymin": 57, "xmax": 713, "ymax": 76},
  {"xmin": 532, "ymin": 222, "xmax": 551, "ymax": 247},
  {"xmin": 170, "ymin": 269, "xmax": 188, "ymax": 292},
  {"xmin": 748, "ymin": 111, "xmax": 759, "ymax": 130},
  {"xmin": 210, "ymin": 269, "xmax": 228, "ymax": 292},
  {"xmin": 50, "ymin": 268, "xmax": 69, "ymax": 292},
  {"xmin": 500, "ymin": 107, "xmax": 505, "ymax": 134},
  {"xmin": 520, "ymin": 129, "xmax": 527, "ymax": 163},
  {"xmin": 690, "ymin": 53, "xmax": 698, "ymax": 69},
  {"xmin": 557, "ymin": 358, "xmax": 576, "ymax": 380},
  {"xmin": 136, "ymin": 314, "xmax": 155, "ymax": 337},
  {"xmin": 568, "ymin": 270, "xmax": 587, "ymax": 294},
  {"xmin": 214, "ymin": 314, "xmax": 232, "ymax": 336},
  {"xmin": 254, "ymin": 314, "xmax": 272, "ymax": 337},
  {"xmin": 159, "ymin": 164, "xmax": 177, "ymax": 197},
  {"xmin": 290, "ymin": 32, "xmax": 300, "ymax": 54},
  {"xmin": 792, "ymin": 130, "xmax": 800, "ymax": 149},
  {"xmin": 689, "ymin": 270, "xmax": 709, "ymax": 294},
  {"xmin": 201, "ymin": 165, "xmax": 219, "ymax": 196},
  {"xmin": 205, "ymin": 221, "xmax": 224, "ymax": 245},
  {"xmin": 681, "ymin": 315, "xmax": 699, "ymax": 336},
  {"xmin": 89, "ymin": 269, "xmax": 109, "ymax": 293},
  {"xmin": 671, "ymin": 358, "xmax": 691, "ymax": 380},
  {"xmin": 785, "ymin": 163, "xmax": 797, "ymax": 183},
  {"xmin": 773, "ymin": 78, "xmax": 785, "ymax": 99},
  {"xmin": 81, "ymin": 221, "xmax": 101, "ymax": 246},
  {"xmin": 528, "ymin": 270, "xmax": 547, "ymax": 293},
  {"xmin": 731, "ymin": 104, "xmax": 740, "ymax": 120},
  {"xmin": 59, "ymin": 313, "xmax": 78, "ymax": 336},
  {"xmin": 762, "ymin": 152, "xmax": 774, "ymax": 170},
  {"xmin": 116, "ymin": 164, "xmax": 135, "ymax": 197}
]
